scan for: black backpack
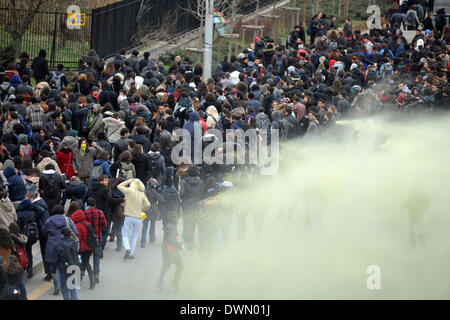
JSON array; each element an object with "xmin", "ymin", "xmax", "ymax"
[
  {"xmin": 60, "ymin": 241, "xmax": 78, "ymax": 274},
  {"xmin": 80, "ymin": 222, "xmax": 99, "ymax": 249},
  {"xmin": 0, "ymin": 283, "xmax": 21, "ymax": 300},
  {"xmin": 0, "ymin": 85, "xmax": 12, "ymax": 103},
  {"xmin": 148, "ymin": 156, "xmax": 161, "ymax": 179},
  {"xmin": 22, "ymin": 217, "xmax": 39, "ymax": 243},
  {"xmin": 44, "ymin": 174, "xmax": 61, "ymax": 198}
]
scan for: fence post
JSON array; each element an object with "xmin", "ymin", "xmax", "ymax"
[{"xmin": 50, "ymin": 11, "xmax": 58, "ymax": 68}]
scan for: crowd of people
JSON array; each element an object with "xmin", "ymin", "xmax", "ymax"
[{"xmin": 0, "ymin": 0, "xmax": 449, "ymax": 300}]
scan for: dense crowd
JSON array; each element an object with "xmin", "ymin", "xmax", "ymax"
[{"xmin": 0, "ymin": 0, "xmax": 449, "ymax": 300}]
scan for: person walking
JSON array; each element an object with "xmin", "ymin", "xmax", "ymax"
[
  {"xmin": 41, "ymin": 205, "xmax": 78, "ymax": 295},
  {"xmin": 53, "ymin": 227, "xmax": 79, "ymax": 300},
  {"xmin": 70, "ymin": 209, "xmax": 96, "ymax": 289},
  {"xmin": 84, "ymin": 197, "xmax": 107, "ymax": 284},
  {"xmin": 117, "ymin": 178, "xmax": 150, "ymax": 260}
]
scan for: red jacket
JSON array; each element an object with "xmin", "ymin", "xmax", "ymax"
[
  {"xmin": 57, "ymin": 149, "xmax": 75, "ymax": 180},
  {"xmin": 84, "ymin": 208, "xmax": 107, "ymax": 242},
  {"xmin": 71, "ymin": 210, "xmax": 93, "ymax": 252}
]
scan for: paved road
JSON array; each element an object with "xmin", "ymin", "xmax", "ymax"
[{"xmin": 25, "ymin": 220, "xmax": 190, "ymax": 300}]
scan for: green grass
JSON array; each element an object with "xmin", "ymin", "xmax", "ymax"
[{"xmin": 0, "ymin": 26, "xmax": 89, "ymax": 70}]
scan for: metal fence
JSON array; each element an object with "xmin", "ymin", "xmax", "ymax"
[
  {"xmin": 0, "ymin": 0, "xmax": 280, "ymax": 68},
  {"xmin": 0, "ymin": 7, "xmax": 91, "ymax": 69},
  {"xmin": 90, "ymin": 0, "xmax": 141, "ymax": 59}
]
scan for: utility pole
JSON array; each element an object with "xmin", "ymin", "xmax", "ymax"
[{"xmin": 203, "ymin": 0, "xmax": 214, "ymax": 80}]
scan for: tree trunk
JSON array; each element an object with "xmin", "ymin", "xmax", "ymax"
[
  {"xmin": 303, "ymin": 0, "xmax": 307, "ymax": 23},
  {"xmin": 253, "ymin": 0, "xmax": 260, "ymax": 40},
  {"xmin": 332, "ymin": 0, "xmax": 335, "ymax": 15},
  {"xmin": 316, "ymin": 0, "xmax": 320, "ymax": 13},
  {"xmin": 338, "ymin": 0, "xmax": 342, "ymax": 17},
  {"xmin": 12, "ymin": 36, "xmax": 22, "ymax": 59}
]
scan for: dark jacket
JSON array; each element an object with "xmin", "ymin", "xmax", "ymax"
[
  {"xmin": 31, "ymin": 50, "xmax": 49, "ymax": 82},
  {"xmin": 144, "ymin": 181, "xmax": 165, "ymax": 221},
  {"xmin": 66, "ymin": 178, "xmax": 88, "ymax": 209},
  {"xmin": 147, "ymin": 151, "xmax": 166, "ymax": 185},
  {"xmin": 110, "ymin": 188, "xmax": 125, "ymax": 222},
  {"xmin": 99, "ymin": 87, "xmax": 118, "ymax": 110},
  {"xmin": 180, "ymin": 176, "xmax": 204, "ymax": 210},
  {"xmin": 132, "ymin": 153, "xmax": 151, "ymax": 186},
  {"xmin": 53, "ymin": 236, "xmax": 78, "ymax": 274},
  {"xmin": 41, "ymin": 214, "xmax": 78, "ymax": 263},
  {"xmin": 4, "ymin": 167, "xmax": 26, "ymax": 202},
  {"xmin": 32, "ymin": 197, "xmax": 49, "ymax": 231},
  {"xmin": 133, "ymin": 134, "xmax": 151, "ymax": 153},
  {"xmin": 88, "ymin": 181, "xmax": 123, "ymax": 218},
  {"xmin": 16, "ymin": 199, "xmax": 36, "ymax": 234}
]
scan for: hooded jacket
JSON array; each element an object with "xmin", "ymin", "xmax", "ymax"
[
  {"xmin": 4, "ymin": 167, "xmax": 26, "ymax": 202},
  {"xmin": 0, "ymin": 196, "xmax": 17, "ymax": 230},
  {"xmin": 66, "ymin": 177, "xmax": 88, "ymax": 209},
  {"xmin": 16, "ymin": 198, "xmax": 36, "ymax": 233},
  {"xmin": 102, "ymin": 117, "xmax": 125, "ymax": 143},
  {"xmin": 71, "ymin": 210, "xmax": 93, "ymax": 252},
  {"xmin": 206, "ymin": 105, "xmax": 220, "ymax": 129},
  {"xmin": 72, "ymin": 145, "xmax": 102, "ymax": 178},
  {"xmin": 180, "ymin": 176, "xmax": 204, "ymax": 210},
  {"xmin": 117, "ymin": 179, "xmax": 150, "ymax": 219},
  {"xmin": 41, "ymin": 214, "xmax": 78, "ymax": 263},
  {"xmin": 37, "ymin": 157, "xmax": 61, "ymax": 175},
  {"xmin": 147, "ymin": 151, "xmax": 166, "ymax": 185}
]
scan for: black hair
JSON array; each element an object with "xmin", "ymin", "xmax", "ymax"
[{"xmin": 86, "ymin": 197, "xmax": 96, "ymax": 207}]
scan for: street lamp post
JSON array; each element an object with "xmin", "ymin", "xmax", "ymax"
[{"xmin": 203, "ymin": 0, "xmax": 214, "ymax": 80}]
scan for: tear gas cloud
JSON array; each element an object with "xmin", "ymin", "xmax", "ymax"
[{"xmin": 177, "ymin": 113, "xmax": 450, "ymax": 299}]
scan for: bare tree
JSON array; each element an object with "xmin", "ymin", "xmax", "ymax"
[
  {"xmin": 223, "ymin": 0, "xmax": 244, "ymax": 62},
  {"xmin": 180, "ymin": 0, "xmax": 228, "ymax": 49},
  {"xmin": 0, "ymin": 0, "xmax": 49, "ymax": 58}
]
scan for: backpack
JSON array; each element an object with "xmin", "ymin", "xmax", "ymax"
[
  {"xmin": 117, "ymin": 201, "xmax": 125, "ymax": 220},
  {"xmin": 90, "ymin": 163, "xmax": 103, "ymax": 180},
  {"xmin": 407, "ymin": 11, "xmax": 415, "ymax": 25},
  {"xmin": 14, "ymin": 243, "xmax": 28, "ymax": 269},
  {"xmin": 122, "ymin": 165, "xmax": 134, "ymax": 180},
  {"xmin": 51, "ymin": 71, "xmax": 64, "ymax": 91},
  {"xmin": 274, "ymin": 56, "xmax": 284, "ymax": 75},
  {"xmin": 256, "ymin": 114, "xmax": 271, "ymax": 131},
  {"xmin": 60, "ymin": 242, "xmax": 78, "ymax": 274},
  {"xmin": 44, "ymin": 174, "xmax": 61, "ymax": 198},
  {"xmin": 64, "ymin": 217, "xmax": 80, "ymax": 252},
  {"xmin": 0, "ymin": 85, "xmax": 11, "ymax": 103},
  {"xmin": 148, "ymin": 156, "xmax": 161, "ymax": 180},
  {"xmin": 22, "ymin": 217, "xmax": 39, "ymax": 244},
  {"xmin": 80, "ymin": 222, "xmax": 99, "ymax": 249},
  {"xmin": 19, "ymin": 144, "xmax": 32, "ymax": 161},
  {"xmin": 0, "ymin": 283, "xmax": 21, "ymax": 300}
]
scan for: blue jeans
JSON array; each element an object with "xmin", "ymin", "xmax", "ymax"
[
  {"xmin": 141, "ymin": 217, "xmax": 156, "ymax": 245},
  {"xmin": 50, "ymin": 262, "xmax": 61, "ymax": 289},
  {"xmin": 18, "ymin": 273, "xmax": 27, "ymax": 300},
  {"xmin": 101, "ymin": 217, "xmax": 112, "ymax": 250},
  {"xmin": 92, "ymin": 245, "xmax": 101, "ymax": 276},
  {"xmin": 123, "ymin": 216, "xmax": 141, "ymax": 255},
  {"xmin": 59, "ymin": 268, "xmax": 78, "ymax": 300},
  {"xmin": 115, "ymin": 219, "xmax": 123, "ymax": 249}
]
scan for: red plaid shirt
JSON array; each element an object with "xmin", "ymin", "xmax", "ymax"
[{"xmin": 84, "ymin": 208, "xmax": 107, "ymax": 242}]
